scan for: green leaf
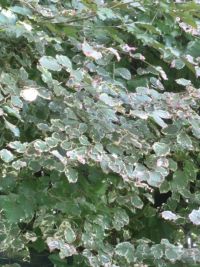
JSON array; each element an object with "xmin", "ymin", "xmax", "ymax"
[
  {"xmin": 12, "ymin": 159, "xmax": 27, "ymax": 170},
  {"xmin": 0, "ymin": 197, "xmax": 25, "ymax": 222},
  {"xmin": 99, "ymin": 93, "xmax": 116, "ymax": 107},
  {"xmin": 191, "ymin": 119, "xmax": 200, "ymax": 139},
  {"xmin": 115, "ymin": 68, "xmax": 131, "ymax": 80},
  {"xmin": 34, "ymin": 140, "xmax": 49, "ymax": 152},
  {"xmin": 11, "ymin": 95, "xmax": 23, "ymax": 108},
  {"xmin": 168, "ymin": 159, "xmax": 177, "ymax": 171},
  {"xmin": 171, "ymin": 170, "xmax": 188, "ymax": 190},
  {"xmin": 8, "ymin": 141, "xmax": 27, "ymax": 153},
  {"xmin": 3, "ymin": 106, "xmax": 21, "ymax": 120},
  {"xmin": 37, "ymin": 88, "xmax": 52, "ymax": 100},
  {"xmin": 97, "ymin": 8, "xmax": 116, "ymax": 21},
  {"xmin": 56, "ymin": 55, "xmax": 72, "ymax": 72},
  {"xmin": 10, "ymin": 6, "xmax": 32, "ymax": 16},
  {"xmin": 115, "ymin": 242, "xmax": 135, "ymax": 263},
  {"xmin": 175, "ymin": 78, "xmax": 191, "ymax": 86},
  {"xmin": 186, "ymin": 40, "xmax": 200, "ymax": 58},
  {"xmin": 151, "ymin": 244, "xmax": 164, "ymax": 259},
  {"xmin": 45, "ymin": 137, "xmax": 59, "ymax": 148},
  {"xmin": 153, "ymin": 142, "xmax": 170, "ymax": 156},
  {"xmin": 131, "ymin": 195, "xmax": 143, "ymax": 209},
  {"xmin": 46, "ymin": 237, "xmax": 77, "ymax": 258},
  {"xmin": 49, "ymin": 254, "xmax": 70, "ymax": 267},
  {"xmin": 165, "ymin": 245, "xmax": 182, "ymax": 262},
  {"xmin": 113, "ymin": 208, "xmax": 129, "ymax": 230},
  {"xmin": 64, "ymin": 167, "xmax": 78, "ymax": 183},
  {"xmin": 39, "ymin": 56, "xmax": 62, "ymax": 71},
  {"xmin": 147, "ymin": 171, "xmax": 164, "ymax": 187},
  {"xmin": 177, "ymin": 131, "xmax": 193, "ymax": 149},
  {"xmin": 171, "ymin": 59, "xmax": 185, "ymax": 70},
  {"xmin": 151, "ymin": 110, "xmax": 171, "ymax": 128},
  {"xmin": 64, "ymin": 226, "xmax": 76, "ymax": 243},
  {"xmin": 4, "ymin": 119, "xmax": 20, "ymax": 137},
  {"xmin": 28, "ymin": 160, "xmax": 41, "ymax": 172}
]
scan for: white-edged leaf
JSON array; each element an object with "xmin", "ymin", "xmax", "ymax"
[
  {"xmin": 153, "ymin": 142, "xmax": 170, "ymax": 156},
  {"xmin": 0, "ymin": 149, "xmax": 14, "ymax": 163},
  {"xmin": 175, "ymin": 78, "xmax": 191, "ymax": 86},
  {"xmin": 151, "ymin": 110, "xmax": 171, "ymax": 128},
  {"xmin": 4, "ymin": 119, "xmax": 20, "ymax": 137},
  {"xmin": 131, "ymin": 110, "xmax": 148, "ymax": 119},
  {"xmin": 165, "ymin": 246, "xmax": 182, "ymax": 262},
  {"xmin": 56, "ymin": 55, "xmax": 72, "ymax": 71},
  {"xmin": 64, "ymin": 226, "xmax": 76, "ymax": 243},
  {"xmin": 115, "ymin": 242, "xmax": 135, "ymax": 263},
  {"xmin": 177, "ymin": 131, "xmax": 193, "ymax": 149},
  {"xmin": 34, "ymin": 140, "xmax": 49, "ymax": 152},
  {"xmin": 148, "ymin": 171, "xmax": 164, "ymax": 187},
  {"xmin": 37, "ymin": 88, "xmax": 52, "ymax": 100},
  {"xmin": 171, "ymin": 59, "xmax": 185, "ymax": 69},
  {"xmin": 39, "ymin": 56, "xmax": 62, "ymax": 71},
  {"xmin": 65, "ymin": 167, "xmax": 78, "ymax": 183}
]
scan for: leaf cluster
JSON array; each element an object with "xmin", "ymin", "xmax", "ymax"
[{"xmin": 1, "ymin": 0, "xmax": 200, "ymax": 266}]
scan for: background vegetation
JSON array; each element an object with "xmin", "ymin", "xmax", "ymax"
[{"xmin": 1, "ymin": 0, "xmax": 200, "ymax": 266}]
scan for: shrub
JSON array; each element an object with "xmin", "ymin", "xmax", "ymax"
[{"xmin": 0, "ymin": 1, "xmax": 200, "ymax": 266}]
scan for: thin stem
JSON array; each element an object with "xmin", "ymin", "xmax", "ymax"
[
  {"xmin": 113, "ymin": 62, "xmax": 115, "ymax": 80},
  {"xmin": 64, "ymin": 14, "xmax": 96, "ymax": 24},
  {"xmin": 110, "ymin": 2, "xmax": 128, "ymax": 9}
]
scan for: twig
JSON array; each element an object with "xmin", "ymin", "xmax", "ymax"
[{"xmin": 110, "ymin": 2, "xmax": 129, "ymax": 9}]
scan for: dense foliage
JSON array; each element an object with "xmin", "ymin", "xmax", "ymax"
[{"xmin": 1, "ymin": 0, "xmax": 200, "ymax": 266}]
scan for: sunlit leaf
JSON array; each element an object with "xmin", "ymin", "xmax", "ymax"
[
  {"xmin": 56, "ymin": 55, "xmax": 72, "ymax": 72},
  {"xmin": 4, "ymin": 119, "xmax": 20, "ymax": 137},
  {"xmin": 39, "ymin": 56, "xmax": 62, "ymax": 71},
  {"xmin": 0, "ymin": 149, "xmax": 14, "ymax": 163},
  {"xmin": 20, "ymin": 87, "xmax": 38, "ymax": 102},
  {"xmin": 189, "ymin": 209, "xmax": 200, "ymax": 225},
  {"xmin": 161, "ymin": 211, "xmax": 179, "ymax": 221},
  {"xmin": 82, "ymin": 41, "xmax": 102, "ymax": 60}
]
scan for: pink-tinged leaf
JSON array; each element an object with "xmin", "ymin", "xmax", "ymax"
[
  {"xmin": 82, "ymin": 41, "xmax": 102, "ymax": 60},
  {"xmin": 157, "ymin": 158, "xmax": 169, "ymax": 168},
  {"xmin": 122, "ymin": 44, "xmax": 136, "ymax": 53},
  {"xmin": 107, "ymin": 47, "xmax": 121, "ymax": 61},
  {"xmin": 46, "ymin": 237, "xmax": 60, "ymax": 252}
]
